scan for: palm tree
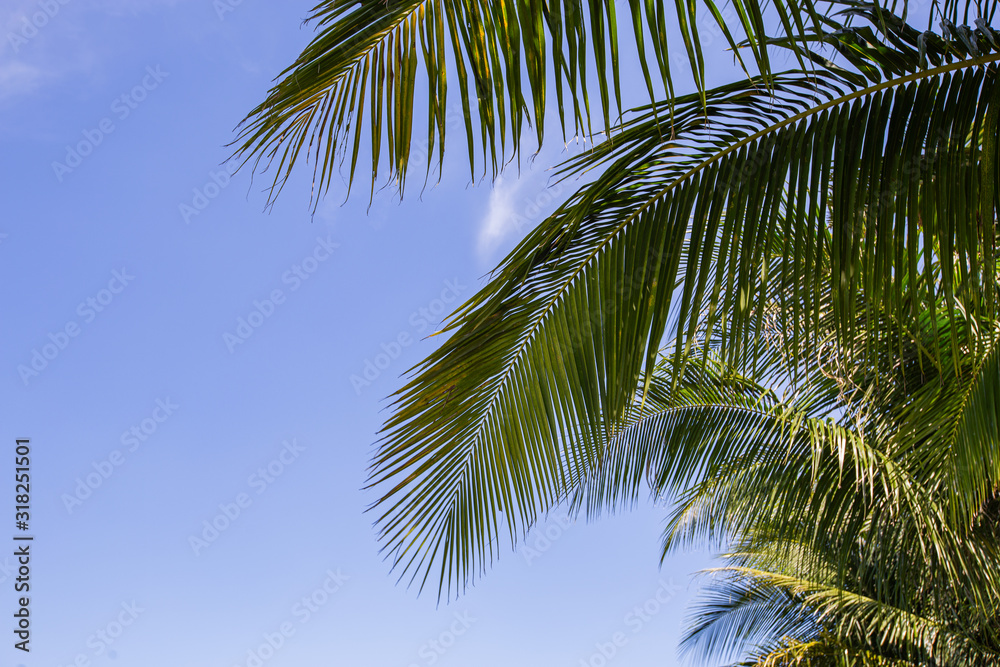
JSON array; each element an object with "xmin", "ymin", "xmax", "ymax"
[{"xmin": 234, "ymin": 0, "xmax": 1000, "ymax": 662}]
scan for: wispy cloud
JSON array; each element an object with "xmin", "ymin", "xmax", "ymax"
[
  {"xmin": 476, "ymin": 169, "xmax": 567, "ymax": 264},
  {"xmin": 476, "ymin": 175, "xmax": 529, "ymax": 261},
  {"xmin": 1, "ymin": 0, "xmax": 93, "ymax": 102},
  {"xmin": 0, "ymin": 0, "xmax": 180, "ymax": 102}
]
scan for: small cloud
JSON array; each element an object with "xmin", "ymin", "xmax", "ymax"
[
  {"xmin": 476, "ymin": 167, "xmax": 569, "ymax": 265},
  {"xmin": 476, "ymin": 175, "xmax": 528, "ymax": 261}
]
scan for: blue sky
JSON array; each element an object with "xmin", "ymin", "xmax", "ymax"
[{"xmin": 0, "ymin": 2, "xmax": 743, "ymax": 666}]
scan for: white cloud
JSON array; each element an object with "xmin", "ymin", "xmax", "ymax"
[
  {"xmin": 0, "ymin": 0, "xmax": 95, "ymax": 100},
  {"xmin": 476, "ymin": 174, "xmax": 529, "ymax": 261},
  {"xmin": 476, "ymin": 165, "xmax": 571, "ymax": 265}
]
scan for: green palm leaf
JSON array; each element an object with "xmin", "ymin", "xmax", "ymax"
[{"xmin": 228, "ymin": 0, "xmax": 826, "ymax": 206}]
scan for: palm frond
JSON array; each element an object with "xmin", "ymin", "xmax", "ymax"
[
  {"xmin": 686, "ymin": 543, "xmax": 1000, "ymax": 666},
  {"xmin": 945, "ymin": 325, "xmax": 1000, "ymax": 528},
  {"xmin": 228, "ymin": 0, "xmax": 828, "ymax": 206},
  {"xmin": 681, "ymin": 563, "xmax": 823, "ymax": 665}
]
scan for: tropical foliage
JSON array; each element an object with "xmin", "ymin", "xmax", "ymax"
[
  {"xmin": 595, "ymin": 274, "xmax": 1000, "ymax": 664},
  {"xmin": 235, "ymin": 0, "xmax": 1000, "ymax": 664},
  {"xmin": 231, "ymin": 0, "xmax": 798, "ymax": 204}
]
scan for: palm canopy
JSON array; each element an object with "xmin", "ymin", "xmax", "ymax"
[
  {"xmin": 682, "ymin": 533, "xmax": 1000, "ymax": 666},
  {"xmin": 233, "ymin": 0, "xmax": 1000, "ymax": 661},
  {"xmin": 361, "ymin": 5, "xmax": 1000, "ymax": 601}
]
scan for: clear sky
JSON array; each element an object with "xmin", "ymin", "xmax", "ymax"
[{"xmin": 0, "ymin": 2, "xmax": 742, "ymax": 666}]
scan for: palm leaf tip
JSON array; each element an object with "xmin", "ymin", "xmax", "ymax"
[{"xmin": 229, "ymin": 0, "xmax": 853, "ymax": 208}]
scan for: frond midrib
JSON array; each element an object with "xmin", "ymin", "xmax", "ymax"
[{"xmin": 483, "ymin": 54, "xmax": 1000, "ymax": 445}]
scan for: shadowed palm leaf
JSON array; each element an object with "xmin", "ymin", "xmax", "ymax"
[{"xmin": 568, "ymin": 208, "xmax": 1000, "ymax": 664}]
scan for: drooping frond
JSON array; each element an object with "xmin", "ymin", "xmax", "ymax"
[
  {"xmin": 943, "ymin": 324, "xmax": 1000, "ymax": 527},
  {"xmin": 229, "ymin": 0, "xmax": 822, "ymax": 206}
]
